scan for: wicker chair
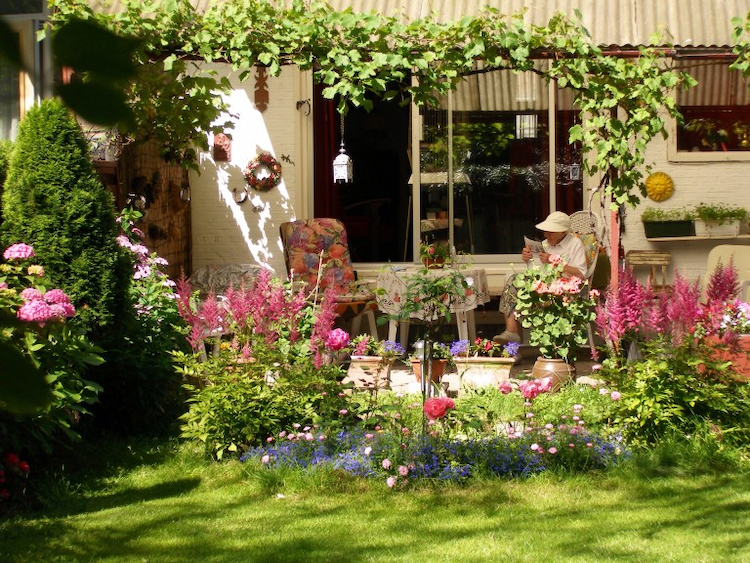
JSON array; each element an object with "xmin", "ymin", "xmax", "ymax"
[{"xmin": 569, "ymin": 210, "xmax": 602, "ymax": 350}]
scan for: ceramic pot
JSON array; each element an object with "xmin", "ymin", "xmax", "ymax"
[
  {"xmin": 456, "ymin": 356, "xmax": 516, "ymax": 390},
  {"xmin": 410, "ymin": 358, "xmax": 448, "ymax": 382},
  {"xmin": 530, "ymin": 357, "xmax": 575, "ymax": 390},
  {"xmin": 344, "ymin": 356, "xmax": 391, "ymax": 389}
]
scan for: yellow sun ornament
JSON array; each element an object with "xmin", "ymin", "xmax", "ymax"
[{"xmin": 645, "ymin": 171, "xmax": 674, "ymax": 202}]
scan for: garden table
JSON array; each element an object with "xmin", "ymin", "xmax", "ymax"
[{"xmin": 376, "ymin": 267, "xmax": 490, "ymax": 348}]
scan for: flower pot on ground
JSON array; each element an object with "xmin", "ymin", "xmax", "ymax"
[
  {"xmin": 410, "ymin": 340, "xmax": 451, "ymax": 383},
  {"xmin": 410, "ymin": 358, "xmax": 449, "ymax": 382},
  {"xmin": 450, "ymin": 338, "xmax": 519, "ymax": 390},
  {"xmin": 530, "ymin": 357, "xmax": 575, "ymax": 390},
  {"xmin": 344, "ymin": 356, "xmax": 392, "ymax": 389},
  {"xmin": 342, "ymin": 335, "xmax": 405, "ymax": 389}
]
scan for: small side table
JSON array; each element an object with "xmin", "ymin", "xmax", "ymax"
[{"xmin": 625, "ymin": 250, "xmax": 671, "ymax": 289}]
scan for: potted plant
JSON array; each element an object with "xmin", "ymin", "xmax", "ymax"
[
  {"xmin": 409, "ymin": 341, "xmax": 452, "ymax": 383},
  {"xmin": 513, "ymin": 255, "xmax": 599, "ymax": 388},
  {"xmin": 344, "ymin": 334, "xmax": 405, "ymax": 389},
  {"xmin": 693, "ymin": 203, "xmax": 747, "ymax": 237},
  {"xmin": 450, "ymin": 338, "xmax": 520, "ymax": 390},
  {"xmin": 419, "ymin": 239, "xmax": 452, "ymax": 268},
  {"xmin": 640, "ymin": 206, "xmax": 696, "ymax": 238}
]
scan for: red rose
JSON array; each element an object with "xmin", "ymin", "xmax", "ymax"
[{"xmin": 423, "ymin": 397, "xmax": 455, "ymax": 420}]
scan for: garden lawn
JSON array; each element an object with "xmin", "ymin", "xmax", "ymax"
[{"xmin": 2, "ymin": 439, "xmax": 749, "ymax": 563}]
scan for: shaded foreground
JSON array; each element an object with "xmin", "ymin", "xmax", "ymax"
[{"xmin": 2, "ymin": 440, "xmax": 749, "ymax": 563}]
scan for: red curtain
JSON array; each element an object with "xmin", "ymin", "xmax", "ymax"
[{"xmin": 313, "ymin": 85, "xmax": 342, "ymax": 218}]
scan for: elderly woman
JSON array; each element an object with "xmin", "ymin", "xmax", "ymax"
[{"xmin": 493, "ymin": 211, "xmax": 587, "ymax": 345}]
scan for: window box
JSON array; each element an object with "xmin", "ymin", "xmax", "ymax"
[{"xmin": 643, "ymin": 220, "xmax": 696, "ymax": 238}]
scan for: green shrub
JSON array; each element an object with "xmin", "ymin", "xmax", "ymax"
[
  {"xmin": 1, "ymin": 99, "xmax": 130, "ymax": 333},
  {"xmin": 600, "ymin": 339, "xmax": 750, "ymax": 449},
  {"xmin": 179, "ymin": 360, "xmax": 351, "ymax": 459},
  {"xmin": 0, "ymin": 140, "xmax": 13, "ymax": 215},
  {"xmin": 0, "ymin": 244, "xmax": 103, "ymax": 457}
]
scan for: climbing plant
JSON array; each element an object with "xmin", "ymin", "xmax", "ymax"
[{"xmin": 46, "ymin": 0, "xmax": 696, "ymax": 211}]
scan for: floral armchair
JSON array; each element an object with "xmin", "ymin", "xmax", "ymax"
[{"xmin": 280, "ymin": 218, "xmax": 378, "ymax": 338}]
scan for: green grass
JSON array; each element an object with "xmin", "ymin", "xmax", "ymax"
[{"xmin": 2, "ymin": 438, "xmax": 750, "ymax": 563}]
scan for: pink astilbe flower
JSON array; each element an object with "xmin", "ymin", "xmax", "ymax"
[
  {"xmin": 665, "ymin": 271, "xmax": 702, "ymax": 343},
  {"xmin": 311, "ymin": 287, "xmax": 340, "ymax": 368},
  {"xmin": 3, "ymin": 243, "xmax": 34, "ymax": 260},
  {"xmin": 706, "ymin": 257, "xmax": 739, "ymax": 304},
  {"xmin": 595, "ymin": 267, "xmax": 648, "ymax": 355}
]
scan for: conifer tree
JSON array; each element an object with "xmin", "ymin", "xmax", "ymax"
[{"xmin": 1, "ymin": 99, "xmax": 130, "ymax": 333}]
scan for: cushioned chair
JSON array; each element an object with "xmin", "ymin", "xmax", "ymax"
[
  {"xmin": 570, "ymin": 210, "xmax": 602, "ymax": 350},
  {"xmin": 279, "ymin": 218, "xmax": 379, "ymax": 339}
]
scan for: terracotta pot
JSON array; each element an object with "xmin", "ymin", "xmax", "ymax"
[
  {"xmin": 422, "ymin": 257, "xmax": 446, "ymax": 269},
  {"xmin": 343, "ymin": 356, "xmax": 391, "ymax": 389},
  {"xmin": 530, "ymin": 357, "xmax": 575, "ymax": 390},
  {"xmin": 410, "ymin": 358, "xmax": 448, "ymax": 382},
  {"xmin": 456, "ymin": 356, "xmax": 516, "ymax": 390}
]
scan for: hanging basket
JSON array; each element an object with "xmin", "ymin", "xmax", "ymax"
[{"xmin": 243, "ymin": 153, "xmax": 282, "ymax": 192}]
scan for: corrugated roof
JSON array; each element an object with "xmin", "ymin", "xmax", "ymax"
[
  {"xmin": 85, "ymin": 0, "xmax": 750, "ymax": 48},
  {"xmin": 323, "ymin": 0, "xmax": 750, "ymax": 47}
]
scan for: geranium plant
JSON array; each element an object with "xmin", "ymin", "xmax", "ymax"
[
  {"xmin": 349, "ymin": 334, "xmax": 405, "ymax": 361},
  {"xmin": 419, "ymin": 240, "xmax": 451, "ymax": 265},
  {"xmin": 513, "ymin": 255, "xmax": 598, "ymax": 363},
  {"xmin": 450, "ymin": 338, "xmax": 520, "ymax": 359}
]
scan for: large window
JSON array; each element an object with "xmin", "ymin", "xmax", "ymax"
[
  {"xmin": 413, "ymin": 66, "xmax": 582, "ymax": 260},
  {"xmin": 314, "ymin": 66, "xmax": 584, "ymax": 263},
  {"xmin": 671, "ymin": 60, "xmax": 750, "ymax": 161}
]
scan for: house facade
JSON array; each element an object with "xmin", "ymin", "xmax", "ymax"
[{"xmin": 4, "ymin": 0, "xmax": 750, "ymax": 291}]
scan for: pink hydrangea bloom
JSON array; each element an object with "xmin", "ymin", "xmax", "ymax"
[
  {"xmin": 49, "ymin": 302, "xmax": 76, "ymax": 318},
  {"xmin": 20, "ymin": 288, "xmax": 43, "ymax": 301},
  {"xmin": 44, "ymin": 288, "xmax": 71, "ymax": 305},
  {"xmin": 17, "ymin": 300, "xmax": 54, "ymax": 323},
  {"xmin": 3, "ymin": 243, "xmax": 35, "ymax": 260}
]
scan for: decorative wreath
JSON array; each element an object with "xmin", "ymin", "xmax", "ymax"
[{"xmin": 243, "ymin": 153, "xmax": 282, "ymax": 192}]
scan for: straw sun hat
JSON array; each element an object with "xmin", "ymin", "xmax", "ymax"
[{"xmin": 535, "ymin": 211, "xmax": 571, "ymax": 233}]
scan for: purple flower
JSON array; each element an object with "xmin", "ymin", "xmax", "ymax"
[{"xmin": 3, "ymin": 243, "xmax": 34, "ymax": 260}]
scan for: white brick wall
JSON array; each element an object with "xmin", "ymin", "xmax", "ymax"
[
  {"xmin": 189, "ymin": 64, "xmax": 310, "ymax": 276},
  {"xmin": 622, "ymin": 128, "xmax": 750, "ymax": 288}
]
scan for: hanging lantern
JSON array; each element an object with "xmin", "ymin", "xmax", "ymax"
[
  {"xmin": 333, "ymin": 142, "xmax": 353, "ymax": 183},
  {"xmin": 333, "ymin": 114, "xmax": 353, "ymax": 183}
]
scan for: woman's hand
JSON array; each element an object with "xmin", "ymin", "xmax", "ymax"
[
  {"xmin": 538, "ymin": 251, "xmax": 551, "ymax": 264},
  {"xmin": 521, "ymin": 247, "xmax": 533, "ymax": 262}
]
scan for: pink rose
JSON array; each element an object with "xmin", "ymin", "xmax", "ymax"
[
  {"xmin": 386, "ymin": 476, "xmax": 397, "ymax": 488},
  {"xmin": 498, "ymin": 380, "xmax": 514, "ymax": 394},
  {"xmin": 382, "ymin": 458, "xmax": 392, "ymax": 470},
  {"xmin": 610, "ymin": 391, "xmax": 621, "ymax": 401},
  {"xmin": 423, "ymin": 397, "xmax": 455, "ymax": 420},
  {"xmin": 325, "ymin": 328, "xmax": 350, "ymax": 351},
  {"xmin": 398, "ymin": 465, "xmax": 409, "ymax": 477}
]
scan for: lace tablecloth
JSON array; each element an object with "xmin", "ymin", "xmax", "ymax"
[{"xmin": 375, "ymin": 267, "xmax": 490, "ymax": 321}]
